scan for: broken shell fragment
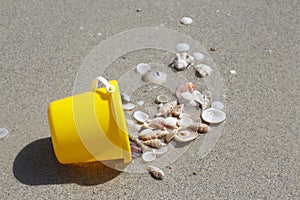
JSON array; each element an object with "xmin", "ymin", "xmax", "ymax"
[
  {"xmin": 192, "ymin": 90, "xmax": 205, "ymax": 105},
  {"xmin": 165, "ymin": 130, "xmax": 177, "ymax": 142},
  {"xmin": 123, "ymin": 103, "xmax": 135, "ymax": 110},
  {"xmin": 142, "ymin": 70, "xmax": 167, "ymax": 84},
  {"xmin": 121, "ymin": 92, "xmax": 131, "ymax": 103},
  {"xmin": 195, "ymin": 64, "xmax": 213, "ymax": 77},
  {"xmin": 201, "ymin": 108, "xmax": 226, "ymax": 123},
  {"xmin": 155, "ymin": 95, "xmax": 169, "ymax": 104},
  {"xmin": 175, "ymin": 130, "xmax": 198, "ymax": 142},
  {"xmin": 173, "ymin": 53, "xmax": 194, "ymax": 71},
  {"xmin": 171, "ymin": 104, "xmax": 184, "ymax": 117},
  {"xmin": 148, "ymin": 165, "xmax": 165, "ymax": 180},
  {"xmin": 156, "ymin": 101, "xmax": 177, "ymax": 117},
  {"xmin": 136, "ymin": 63, "xmax": 151, "ymax": 74},
  {"xmin": 133, "ymin": 111, "xmax": 149, "ymax": 123},
  {"xmin": 164, "ymin": 117, "xmax": 178, "ymax": 129},
  {"xmin": 142, "ymin": 151, "xmax": 156, "ymax": 162},
  {"xmin": 142, "ymin": 139, "xmax": 167, "ymax": 149}
]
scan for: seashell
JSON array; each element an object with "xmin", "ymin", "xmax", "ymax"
[
  {"xmin": 195, "ymin": 64, "xmax": 213, "ymax": 77},
  {"xmin": 164, "ymin": 117, "xmax": 178, "ymax": 129},
  {"xmin": 123, "ymin": 103, "xmax": 135, "ymax": 110},
  {"xmin": 176, "ymin": 43, "xmax": 190, "ymax": 52},
  {"xmin": 211, "ymin": 101, "xmax": 225, "ymax": 110},
  {"xmin": 133, "ymin": 111, "xmax": 149, "ymax": 123},
  {"xmin": 142, "ymin": 70, "xmax": 167, "ymax": 84},
  {"xmin": 153, "ymin": 146, "xmax": 168, "ymax": 155},
  {"xmin": 142, "ymin": 151, "xmax": 156, "ymax": 162},
  {"xmin": 148, "ymin": 117, "xmax": 166, "ymax": 130},
  {"xmin": 187, "ymin": 123, "xmax": 210, "ymax": 133},
  {"xmin": 171, "ymin": 104, "xmax": 184, "ymax": 117},
  {"xmin": 121, "ymin": 92, "xmax": 131, "ymax": 103},
  {"xmin": 173, "ymin": 53, "xmax": 194, "ymax": 71},
  {"xmin": 139, "ymin": 130, "xmax": 169, "ymax": 141},
  {"xmin": 180, "ymin": 91, "xmax": 194, "ymax": 101},
  {"xmin": 148, "ymin": 165, "xmax": 165, "ymax": 180},
  {"xmin": 192, "ymin": 52, "xmax": 205, "ymax": 61},
  {"xmin": 180, "ymin": 16, "xmax": 193, "ymax": 25},
  {"xmin": 155, "ymin": 95, "xmax": 169, "ymax": 104},
  {"xmin": 178, "ymin": 117, "xmax": 194, "ymax": 129},
  {"xmin": 174, "ymin": 130, "xmax": 198, "ymax": 142},
  {"xmin": 201, "ymin": 108, "xmax": 226, "ymax": 123},
  {"xmin": 143, "ymin": 139, "xmax": 167, "ymax": 149},
  {"xmin": 192, "ymin": 90, "xmax": 205, "ymax": 105},
  {"xmin": 0, "ymin": 128, "xmax": 9, "ymax": 139},
  {"xmin": 165, "ymin": 130, "xmax": 177, "ymax": 142},
  {"xmin": 128, "ymin": 134, "xmax": 152, "ymax": 153},
  {"xmin": 188, "ymin": 100, "xmax": 198, "ymax": 107},
  {"xmin": 175, "ymin": 83, "xmax": 195, "ymax": 100},
  {"xmin": 156, "ymin": 101, "xmax": 177, "ymax": 117},
  {"xmin": 137, "ymin": 100, "xmax": 144, "ymax": 106},
  {"xmin": 130, "ymin": 141, "xmax": 142, "ymax": 158},
  {"xmin": 139, "ymin": 128, "xmax": 154, "ymax": 136},
  {"xmin": 136, "ymin": 63, "xmax": 151, "ymax": 74}
]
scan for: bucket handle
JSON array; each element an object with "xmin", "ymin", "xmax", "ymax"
[{"xmin": 90, "ymin": 76, "xmax": 116, "ymax": 93}]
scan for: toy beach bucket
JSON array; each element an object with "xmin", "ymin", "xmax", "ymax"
[{"xmin": 48, "ymin": 76, "xmax": 132, "ymax": 165}]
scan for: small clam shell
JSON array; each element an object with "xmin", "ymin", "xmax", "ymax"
[
  {"xmin": 180, "ymin": 91, "xmax": 194, "ymax": 101},
  {"xmin": 123, "ymin": 103, "xmax": 135, "ymax": 110},
  {"xmin": 136, "ymin": 63, "xmax": 151, "ymax": 74},
  {"xmin": 192, "ymin": 52, "xmax": 205, "ymax": 61},
  {"xmin": 180, "ymin": 17, "xmax": 193, "ymax": 25},
  {"xmin": 201, "ymin": 108, "xmax": 226, "ymax": 123},
  {"xmin": 164, "ymin": 117, "xmax": 178, "ymax": 129},
  {"xmin": 142, "ymin": 70, "xmax": 167, "ymax": 84},
  {"xmin": 211, "ymin": 101, "xmax": 225, "ymax": 110},
  {"xmin": 171, "ymin": 104, "xmax": 184, "ymax": 117},
  {"xmin": 142, "ymin": 151, "xmax": 156, "ymax": 162},
  {"xmin": 155, "ymin": 95, "xmax": 169, "ymax": 104},
  {"xmin": 148, "ymin": 165, "xmax": 165, "ymax": 180},
  {"xmin": 176, "ymin": 43, "xmax": 190, "ymax": 52},
  {"xmin": 143, "ymin": 139, "xmax": 166, "ymax": 149},
  {"xmin": 195, "ymin": 64, "xmax": 213, "ymax": 77},
  {"xmin": 175, "ymin": 130, "xmax": 198, "ymax": 142},
  {"xmin": 121, "ymin": 92, "xmax": 131, "ymax": 103},
  {"xmin": 178, "ymin": 117, "xmax": 194, "ymax": 129},
  {"xmin": 148, "ymin": 117, "xmax": 166, "ymax": 130},
  {"xmin": 0, "ymin": 128, "xmax": 9, "ymax": 139},
  {"xmin": 133, "ymin": 111, "xmax": 149, "ymax": 123}
]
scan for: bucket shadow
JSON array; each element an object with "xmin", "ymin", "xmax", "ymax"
[{"xmin": 13, "ymin": 137, "xmax": 120, "ymax": 186}]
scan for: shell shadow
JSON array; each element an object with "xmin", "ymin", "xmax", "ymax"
[{"xmin": 13, "ymin": 137, "xmax": 120, "ymax": 186}]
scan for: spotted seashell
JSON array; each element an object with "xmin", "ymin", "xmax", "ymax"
[
  {"xmin": 148, "ymin": 165, "xmax": 165, "ymax": 180},
  {"xmin": 142, "ymin": 70, "xmax": 167, "ymax": 84},
  {"xmin": 142, "ymin": 139, "xmax": 167, "ymax": 149}
]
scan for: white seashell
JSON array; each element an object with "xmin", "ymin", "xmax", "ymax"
[
  {"xmin": 155, "ymin": 95, "xmax": 169, "ymax": 104},
  {"xmin": 178, "ymin": 117, "xmax": 194, "ymax": 129},
  {"xmin": 148, "ymin": 165, "xmax": 165, "ymax": 180},
  {"xmin": 188, "ymin": 100, "xmax": 198, "ymax": 107},
  {"xmin": 173, "ymin": 53, "xmax": 194, "ymax": 71},
  {"xmin": 143, "ymin": 139, "xmax": 166, "ymax": 149},
  {"xmin": 180, "ymin": 91, "xmax": 194, "ymax": 101},
  {"xmin": 175, "ymin": 83, "xmax": 195, "ymax": 101},
  {"xmin": 165, "ymin": 130, "xmax": 177, "ymax": 142},
  {"xmin": 156, "ymin": 101, "xmax": 177, "ymax": 117},
  {"xmin": 192, "ymin": 52, "xmax": 205, "ymax": 61},
  {"xmin": 148, "ymin": 117, "xmax": 166, "ymax": 130},
  {"xmin": 174, "ymin": 130, "xmax": 198, "ymax": 142},
  {"xmin": 195, "ymin": 64, "xmax": 213, "ymax": 77},
  {"xmin": 123, "ymin": 103, "xmax": 135, "ymax": 110},
  {"xmin": 137, "ymin": 100, "xmax": 144, "ymax": 106},
  {"xmin": 153, "ymin": 146, "xmax": 168, "ymax": 155},
  {"xmin": 142, "ymin": 70, "xmax": 167, "ymax": 84},
  {"xmin": 180, "ymin": 16, "xmax": 193, "ymax": 25},
  {"xmin": 201, "ymin": 108, "xmax": 226, "ymax": 123},
  {"xmin": 121, "ymin": 92, "xmax": 131, "ymax": 103},
  {"xmin": 139, "ymin": 128, "xmax": 154, "ymax": 136},
  {"xmin": 193, "ymin": 90, "xmax": 205, "ymax": 105},
  {"xmin": 164, "ymin": 117, "xmax": 178, "ymax": 129},
  {"xmin": 133, "ymin": 111, "xmax": 149, "ymax": 123},
  {"xmin": 211, "ymin": 101, "xmax": 225, "ymax": 110},
  {"xmin": 0, "ymin": 128, "xmax": 9, "ymax": 139},
  {"xmin": 176, "ymin": 43, "xmax": 190, "ymax": 52},
  {"xmin": 142, "ymin": 151, "xmax": 156, "ymax": 162},
  {"xmin": 171, "ymin": 104, "xmax": 184, "ymax": 117},
  {"xmin": 136, "ymin": 63, "xmax": 151, "ymax": 74}
]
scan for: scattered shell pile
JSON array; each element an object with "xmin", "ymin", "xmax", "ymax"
[{"xmin": 121, "ymin": 43, "xmax": 226, "ymax": 180}]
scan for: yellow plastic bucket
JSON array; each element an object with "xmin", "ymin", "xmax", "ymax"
[{"xmin": 48, "ymin": 77, "xmax": 131, "ymax": 164}]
